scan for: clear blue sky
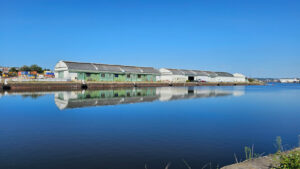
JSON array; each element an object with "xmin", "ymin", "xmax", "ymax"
[{"xmin": 1, "ymin": 0, "xmax": 299, "ymax": 78}]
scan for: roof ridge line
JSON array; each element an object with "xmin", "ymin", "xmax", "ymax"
[{"xmin": 62, "ymin": 60, "xmax": 155, "ymax": 69}]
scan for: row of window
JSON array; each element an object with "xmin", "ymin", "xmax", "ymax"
[
  {"xmin": 113, "ymin": 74, "xmax": 142, "ymax": 78},
  {"xmin": 87, "ymin": 92, "xmax": 143, "ymax": 98},
  {"xmin": 86, "ymin": 73, "xmax": 143, "ymax": 78}
]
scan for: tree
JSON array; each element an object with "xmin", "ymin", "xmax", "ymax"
[
  {"xmin": 20, "ymin": 65, "xmax": 31, "ymax": 71},
  {"xmin": 30, "ymin": 64, "xmax": 43, "ymax": 73},
  {"xmin": 19, "ymin": 64, "xmax": 45, "ymax": 73},
  {"xmin": 9, "ymin": 67, "xmax": 18, "ymax": 73}
]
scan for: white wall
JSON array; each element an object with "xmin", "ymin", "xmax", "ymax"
[
  {"xmin": 159, "ymin": 75, "xmax": 187, "ymax": 82},
  {"xmin": 215, "ymin": 77, "xmax": 236, "ymax": 82},
  {"xmin": 54, "ymin": 61, "xmax": 78, "ymax": 80},
  {"xmin": 158, "ymin": 68, "xmax": 187, "ymax": 82},
  {"xmin": 195, "ymin": 76, "xmax": 216, "ymax": 82},
  {"xmin": 68, "ymin": 72, "xmax": 78, "ymax": 80},
  {"xmin": 233, "ymin": 77, "xmax": 247, "ymax": 82},
  {"xmin": 233, "ymin": 73, "xmax": 247, "ymax": 82}
]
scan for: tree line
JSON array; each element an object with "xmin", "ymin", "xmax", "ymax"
[{"xmin": 9, "ymin": 64, "xmax": 50, "ymax": 74}]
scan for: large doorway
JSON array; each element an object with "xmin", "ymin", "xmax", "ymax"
[{"xmin": 188, "ymin": 76, "xmax": 194, "ymax": 82}]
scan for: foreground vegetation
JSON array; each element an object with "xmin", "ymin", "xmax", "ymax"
[
  {"xmin": 222, "ymin": 136, "xmax": 300, "ymax": 169},
  {"xmin": 273, "ymin": 149, "xmax": 300, "ymax": 169}
]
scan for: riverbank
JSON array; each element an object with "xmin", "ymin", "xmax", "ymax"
[
  {"xmin": 221, "ymin": 147, "xmax": 300, "ymax": 169},
  {"xmin": 0, "ymin": 81, "xmax": 264, "ymax": 92}
]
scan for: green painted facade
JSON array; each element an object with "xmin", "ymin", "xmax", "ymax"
[
  {"xmin": 75, "ymin": 88, "xmax": 156, "ymax": 99},
  {"xmin": 58, "ymin": 71, "xmax": 64, "ymax": 78},
  {"xmin": 75, "ymin": 72, "xmax": 156, "ymax": 82}
]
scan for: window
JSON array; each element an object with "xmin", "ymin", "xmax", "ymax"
[
  {"xmin": 114, "ymin": 74, "xmax": 119, "ymax": 77},
  {"xmin": 101, "ymin": 74, "xmax": 105, "ymax": 77},
  {"xmin": 127, "ymin": 92, "xmax": 131, "ymax": 97},
  {"xmin": 101, "ymin": 93, "xmax": 105, "ymax": 98},
  {"xmin": 138, "ymin": 74, "xmax": 142, "ymax": 78},
  {"xmin": 127, "ymin": 74, "xmax": 130, "ymax": 78},
  {"xmin": 86, "ymin": 73, "xmax": 91, "ymax": 77},
  {"xmin": 114, "ymin": 93, "xmax": 118, "ymax": 97}
]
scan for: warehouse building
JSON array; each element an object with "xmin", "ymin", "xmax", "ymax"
[
  {"xmin": 233, "ymin": 73, "xmax": 247, "ymax": 82},
  {"xmin": 54, "ymin": 61, "xmax": 160, "ymax": 82},
  {"xmin": 158, "ymin": 68, "xmax": 190, "ymax": 82},
  {"xmin": 158, "ymin": 68, "xmax": 218, "ymax": 82},
  {"xmin": 214, "ymin": 72, "xmax": 247, "ymax": 82},
  {"xmin": 194, "ymin": 71, "xmax": 218, "ymax": 82},
  {"xmin": 158, "ymin": 68, "xmax": 246, "ymax": 83},
  {"xmin": 214, "ymin": 72, "xmax": 235, "ymax": 82}
]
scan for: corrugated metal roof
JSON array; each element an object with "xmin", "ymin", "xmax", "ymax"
[
  {"xmin": 65, "ymin": 62, "xmax": 97, "ymax": 71},
  {"xmin": 214, "ymin": 72, "xmax": 234, "ymax": 77},
  {"xmin": 163, "ymin": 68, "xmax": 212, "ymax": 76},
  {"xmin": 63, "ymin": 61, "xmax": 159, "ymax": 74},
  {"xmin": 94, "ymin": 64, "xmax": 123, "ymax": 73},
  {"xmin": 166, "ymin": 69, "xmax": 186, "ymax": 75},
  {"xmin": 162, "ymin": 68, "xmax": 233, "ymax": 77},
  {"xmin": 192, "ymin": 70, "xmax": 210, "ymax": 76},
  {"xmin": 180, "ymin": 70, "xmax": 198, "ymax": 76},
  {"xmin": 203, "ymin": 71, "xmax": 218, "ymax": 77}
]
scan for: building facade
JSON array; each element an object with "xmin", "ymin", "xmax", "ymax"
[
  {"xmin": 158, "ymin": 68, "xmax": 188, "ymax": 82},
  {"xmin": 54, "ymin": 61, "xmax": 160, "ymax": 82},
  {"xmin": 233, "ymin": 73, "xmax": 247, "ymax": 82},
  {"xmin": 158, "ymin": 68, "xmax": 238, "ymax": 83},
  {"xmin": 214, "ymin": 72, "xmax": 235, "ymax": 82}
]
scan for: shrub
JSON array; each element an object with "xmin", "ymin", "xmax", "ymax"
[
  {"xmin": 274, "ymin": 150, "xmax": 300, "ymax": 169},
  {"xmin": 247, "ymin": 78, "xmax": 256, "ymax": 82}
]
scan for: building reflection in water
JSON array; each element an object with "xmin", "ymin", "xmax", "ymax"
[{"xmin": 54, "ymin": 87, "xmax": 245, "ymax": 110}]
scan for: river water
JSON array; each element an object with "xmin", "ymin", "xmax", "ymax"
[{"xmin": 1, "ymin": 84, "xmax": 300, "ymax": 169}]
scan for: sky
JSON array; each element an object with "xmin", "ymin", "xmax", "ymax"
[{"xmin": 0, "ymin": 0, "xmax": 299, "ymax": 78}]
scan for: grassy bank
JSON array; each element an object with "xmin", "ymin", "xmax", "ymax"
[{"xmin": 221, "ymin": 148, "xmax": 300, "ymax": 169}]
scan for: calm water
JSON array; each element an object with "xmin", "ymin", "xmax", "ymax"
[{"xmin": 1, "ymin": 84, "xmax": 300, "ymax": 169}]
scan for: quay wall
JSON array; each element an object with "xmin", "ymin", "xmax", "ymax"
[
  {"xmin": 2, "ymin": 81, "xmax": 264, "ymax": 92},
  {"xmin": 7, "ymin": 82, "xmax": 82, "ymax": 92}
]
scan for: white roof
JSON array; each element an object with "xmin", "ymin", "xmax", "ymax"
[{"xmin": 233, "ymin": 73, "xmax": 246, "ymax": 78}]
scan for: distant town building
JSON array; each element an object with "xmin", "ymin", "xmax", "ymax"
[
  {"xmin": 0, "ymin": 67, "xmax": 10, "ymax": 73},
  {"xmin": 279, "ymin": 78, "xmax": 299, "ymax": 83}
]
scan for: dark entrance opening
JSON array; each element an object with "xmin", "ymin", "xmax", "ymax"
[
  {"xmin": 188, "ymin": 89, "xmax": 194, "ymax": 94},
  {"xmin": 3, "ymin": 85, "xmax": 11, "ymax": 91},
  {"xmin": 81, "ymin": 84, "xmax": 88, "ymax": 90},
  {"xmin": 188, "ymin": 76, "xmax": 194, "ymax": 82},
  {"xmin": 188, "ymin": 87, "xmax": 194, "ymax": 94}
]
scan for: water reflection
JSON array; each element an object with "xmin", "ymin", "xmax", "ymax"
[
  {"xmin": 54, "ymin": 87, "xmax": 245, "ymax": 110},
  {"xmin": 2, "ymin": 84, "xmax": 300, "ymax": 169}
]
